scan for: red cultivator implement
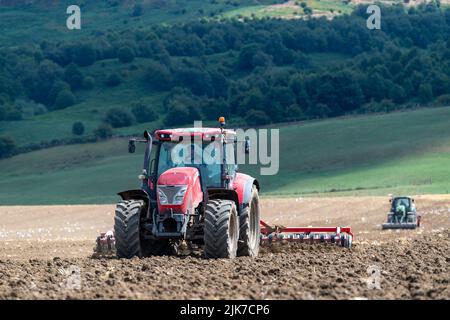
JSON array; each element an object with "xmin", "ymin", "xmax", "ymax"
[
  {"xmin": 260, "ymin": 220, "xmax": 353, "ymax": 248},
  {"xmin": 94, "ymin": 221, "xmax": 353, "ymax": 256}
]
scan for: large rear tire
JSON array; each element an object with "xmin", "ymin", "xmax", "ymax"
[
  {"xmin": 237, "ymin": 186, "xmax": 260, "ymax": 257},
  {"xmin": 204, "ymin": 199, "xmax": 239, "ymax": 259},
  {"xmin": 114, "ymin": 200, "xmax": 170, "ymax": 258}
]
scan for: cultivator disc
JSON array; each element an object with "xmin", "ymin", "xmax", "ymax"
[{"xmin": 259, "ymin": 220, "xmax": 353, "ymax": 248}]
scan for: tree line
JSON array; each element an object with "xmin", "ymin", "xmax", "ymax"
[{"xmin": 1, "ymin": 2, "xmax": 450, "ymax": 157}]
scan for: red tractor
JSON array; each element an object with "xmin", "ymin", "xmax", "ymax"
[
  {"xmin": 95, "ymin": 118, "xmax": 353, "ymax": 259},
  {"xmin": 113, "ymin": 119, "xmax": 260, "ymax": 259}
]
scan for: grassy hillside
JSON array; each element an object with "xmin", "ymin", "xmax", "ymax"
[
  {"xmin": 2, "ymin": 3, "xmax": 449, "ymax": 155},
  {"xmin": 252, "ymin": 107, "xmax": 450, "ymax": 196},
  {"xmin": 2, "ymin": 0, "xmax": 347, "ymax": 47},
  {"xmin": 0, "ymin": 0, "xmax": 239, "ymax": 46},
  {"xmin": 1, "ymin": 107, "xmax": 449, "ymax": 205},
  {"xmin": 0, "ymin": 57, "xmax": 167, "ymax": 147},
  {"xmin": 0, "ymin": 52, "xmax": 349, "ymax": 149}
]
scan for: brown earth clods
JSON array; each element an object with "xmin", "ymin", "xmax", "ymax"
[{"xmin": 0, "ymin": 196, "xmax": 449, "ymax": 300}]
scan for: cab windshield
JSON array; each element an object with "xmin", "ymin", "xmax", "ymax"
[
  {"xmin": 157, "ymin": 141, "xmax": 222, "ymax": 188},
  {"xmin": 393, "ymin": 198, "xmax": 410, "ymax": 209}
]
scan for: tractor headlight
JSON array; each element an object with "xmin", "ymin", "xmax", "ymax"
[
  {"xmin": 173, "ymin": 186, "xmax": 188, "ymax": 205},
  {"xmin": 157, "ymin": 187, "xmax": 168, "ymax": 205}
]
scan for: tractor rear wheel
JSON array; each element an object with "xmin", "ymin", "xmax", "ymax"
[
  {"xmin": 237, "ymin": 186, "xmax": 260, "ymax": 257},
  {"xmin": 114, "ymin": 200, "xmax": 170, "ymax": 258},
  {"xmin": 204, "ymin": 199, "xmax": 239, "ymax": 259}
]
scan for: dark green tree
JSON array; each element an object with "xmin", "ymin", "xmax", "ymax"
[
  {"xmin": 54, "ymin": 89, "xmax": 76, "ymax": 109},
  {"xmin": 245, "ymin": 109, "xmax": 270, "ymax": 126},
  {"xmin": 118, "ymin": 46, "xmax": 135, "ymax": 63},
  {"xmin": 419, "ymin": 83, "xmax": 433, "ymax": 103},
  {"xmin": 163, "ymin": 89, "xmax": 202, "ymax": 126},
  {"xmin": 145, "ymin": 60, "xmax": 172, "ymax": 90},
  {"xmin": 105, "ymin": 73, "xmax": 122, "ymax": 87},
  {"xmin": 73, "ymin": 43, "xmax": 97, "ymax": 67},
  {"xmin": 72, "ymin": 121, "xmax": 85, "ymax": 136},
  {"xmin": 0, "ymin": 105, "xmax": 5, "ymax": 121},
  {"xmin": 132, "ymin": 4, "xmax": 143, "ymax": 17},
  {"xmin": 0, "ymin": 136, "xmax": 16, "ymax": 158},
  {"xmin": 238, "ymin": 44, "xmax": 259, "ymax": 70},
  {"xmin": 94, "ymin": 123, "xmax": 113, "ymax": 139},
  {"xmin": 64, "ymin": 63, "xmax": 84, "ymax": 90},
  {"xmin": 164, "ymin": 103, "xmax": 190, "ymax": 126},
  {"xmin": 104, "ymin": 108, "xmax": 135, "ymax": 128},
  {"xmin": 307, "ymin": 103, "xmax": 331, "ymax": 118},
  {"xmin": 131, "ymin": 103, "xmax": 158, "ymax": 123},
  {"xmin": 82, "ymin": 76, "xmax": 95, "ymax": 90}
]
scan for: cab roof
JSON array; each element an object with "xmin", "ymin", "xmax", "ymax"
[
  {"xmin": 392, "ymin": 196, "xmax": 413, "ymax": 200},
  {"xmin": 154, "ymin": 128, "xmax": 236, "ymax": 141}
]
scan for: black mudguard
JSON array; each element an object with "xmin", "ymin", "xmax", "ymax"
[
  {"xmin": 207, "ymin": 188, "xmax": 240, "ymax": 212},
  {"xmin": 118, "ymin": 189, "xmax": 150, "ymax": 207}
]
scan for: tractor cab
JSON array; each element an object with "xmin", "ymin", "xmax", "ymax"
[
  {"xmin": 156, "ymin": 139, "xmax": 222, "ymax": 188},
  {"xmin": 151, "ymin": 127, "xmax": 238, "ymax": 189},
  {"xmin": 391, "ymin": 197, "xmax": 414, "ymax": 214}
]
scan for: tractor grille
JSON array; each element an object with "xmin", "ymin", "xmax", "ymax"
[{"xmin": 158, "ymin": 185, "xmax": 184, "ymax": 204}]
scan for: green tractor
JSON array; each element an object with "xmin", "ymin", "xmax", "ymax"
[{"xmin": 382, "ymin": 196, "xmax": 421, "ymax": 230}]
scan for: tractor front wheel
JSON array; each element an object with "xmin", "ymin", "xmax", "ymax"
[
  {"xmin": 237, "ymin": 186, "xmax": 260, "ymax": 257},
  {"xmin": 204, "ymin": 199, "xmax": 239, "ymax": 259},
  {"xmin": 114, "ymin": 200, "xmax": 170, "ymax": 258},
  {"xmin": 114, "ymin": 200, "xmax": 145, "ymax": 258}
]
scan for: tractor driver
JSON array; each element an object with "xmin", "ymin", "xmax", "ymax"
[
  {"xmin": 394, "ymin": 199, "xmax": 407, "ymax": 223},
  {"xmin": 178, "ymin": 143, "xmax": 201, "ymax": 166},
  {"xmin": 177, "ymin": 143, "xmax": 221, "ymax": 188}
]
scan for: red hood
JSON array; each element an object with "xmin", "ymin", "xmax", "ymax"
[
  {"xmin": 157, "ymin": 167, "xmax": 199, "ymax": 186},
  {"xmin": 157, "ymin": 167, "xmax": 203, "ymax": 215}
]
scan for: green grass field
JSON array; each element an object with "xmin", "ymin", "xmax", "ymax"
[
  {"xmin": 1, "ymin": 107, "xmax": 450, "ymax": 204},
  {"xmin": 2, "ymin": 0, "xmax": 441, "ymax": 48},
  {"xmin": 0, "ymin": 0, "xmax": 236, "ymax": 46},
  {"xmin": 251, "ymin": 107, "xmax": 450, "ymax": 196},
  {"xmin": 0, "ymin": 1, "xmax": 356, "ymax": 48},
  {"xmin": 310, "ymin": 0, "xmax": 353, "ymax": 14},
  {"xmin": 219, "ymin": 0, "xmax": 353, "ymax": 20}
]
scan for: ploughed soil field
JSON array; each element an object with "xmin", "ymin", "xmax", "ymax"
[{"xmin": 0, "ymin": 195, "xmax": 449, "ymax": 300}]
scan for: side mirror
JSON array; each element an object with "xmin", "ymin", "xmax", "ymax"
[
  {"xmin": 244, "ymin": 138, "xmax": 250, "ymax": 154},
  {"xmin": 128, "ymin": 140, "xmax": 136, "ymax": 153}
]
